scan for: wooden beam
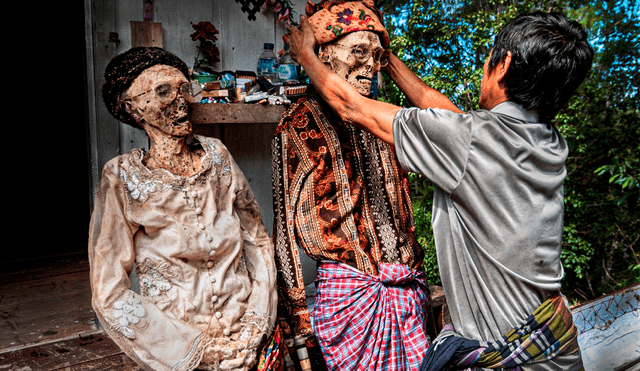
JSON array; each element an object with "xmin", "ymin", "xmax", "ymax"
[{"xmin": 191, "ymin": 103, "xmax": 286, "ymax": 124}]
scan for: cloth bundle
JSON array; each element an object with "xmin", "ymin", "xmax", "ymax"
[{"xmin": 419, "ymin": 292, "xmax": 581, "ymax": 371}]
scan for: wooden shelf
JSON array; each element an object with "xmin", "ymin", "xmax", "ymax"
[{"xmin": 191, "ymin": 103, "xmax": 287, "ymax": 124}]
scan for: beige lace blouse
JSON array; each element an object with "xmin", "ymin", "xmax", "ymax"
[{"xmin": 88, "ymin": 135, "xmax": 277, "ymax": 371}]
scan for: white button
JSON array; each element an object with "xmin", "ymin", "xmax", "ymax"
[
  {"xmin": 189, "ymin": 178, "xmax": 196, "ymax": 185},
  {"xmin": 223, "ymin": 329, "xmax": 230, "ymax": 336},
  {"xmin": 198, "ymin": 223, "xmax": 205, "ymax": 230},
  {"xmin": 190, "ymin": 191, "xmax": 197, "ymax": 198},
  {"xmin": 207, "ymin": 236, "xmax": 213, "ymax": 242},
  {"xmin": 215, "ymin": 311, "xmax": 222, "ymax": 318},
  {"xmin": 210, "ymin": 276, "xmax": 217, "ymax": 283},
  {"xmin": 209, "ymin": 250, "xmax": 215, "ymax": 256},
  {"xmin": 206, "ymin": 260, "xmax": 214, "ymax": 268},
  {"xmin": 195, "ymin": 207, "xmax": 202, "ymax": 214},
  {"xmin": 211, "ymin": 295, "xmax": 218, "ymax": 302}
]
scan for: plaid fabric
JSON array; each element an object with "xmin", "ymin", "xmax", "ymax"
[
  {"xmin": 420, "ymin": 292, "xmax": 582, "ymax": 371},
  {"xmin": 313, "ymin": 261, "xmax": 431, "ymax": 371}
]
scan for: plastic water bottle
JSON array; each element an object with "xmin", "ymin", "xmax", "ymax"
[
  {"xmin": 257, "ymin": 43, "xmax": 278, "ymax": 81},
  {"xmin": 278, "ymin": 44, "xmax": 299, "ymax": 82}
]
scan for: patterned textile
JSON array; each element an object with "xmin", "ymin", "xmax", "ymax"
[
  {"xmin": 271, "ymin": 96, "xmax": 424, "ymax": 337},
  {"xmin": 305, "ymin": 0, "xmax": 390, "ymax": 48},
  {"xmin": 314, "ymin": 261, "xmax": 430, "ymax": 370},
  {"xmin": 257, "ymin": 323, "xmax": 288, "ymax": 371},
  {"xmin": 419, "ymin": 293, "xmax": 582, "ymax": 371}
]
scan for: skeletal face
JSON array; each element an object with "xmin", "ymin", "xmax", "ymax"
[
  {"xmin": 319, "ymin": 31, "xmax": 383, "ymax": 96},
  {"xmin": 124, "ymin": 64, "xmax": 193, "ymax": 138}
]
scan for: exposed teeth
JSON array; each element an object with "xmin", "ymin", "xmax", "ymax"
[{"xmin": 172, "ymin": 116, "xmax": 188, "ymax": 126}]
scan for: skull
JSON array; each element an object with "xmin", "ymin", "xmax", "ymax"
[
  {"xmin": 124, "ymin": 64, "xmax": 193, "ymax": 138},
  {"xmin": 319, "ymin": 31, "xmax": 384, "ymax": 96}
]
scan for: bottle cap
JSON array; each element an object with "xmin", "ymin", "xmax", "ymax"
[{"xmin": 264, "ymin": 43, "xmax": 274, "ymax": 49}]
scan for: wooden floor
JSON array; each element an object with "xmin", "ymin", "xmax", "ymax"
[
  {"xmin": 0, "ymin": 251, "xmax": 142, "ymax": 370},
  {"xmin": 0, "ymin": 251, "xmax": 446, "ymax": 370}
]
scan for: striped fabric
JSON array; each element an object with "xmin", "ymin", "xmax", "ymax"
[
  {"xmin": 313, "ymin": 261, "xmax": 431, "ymax": 371},
  {"xmin": 420, "ymin": 292, "xmax": 582, "ymax": 371}
]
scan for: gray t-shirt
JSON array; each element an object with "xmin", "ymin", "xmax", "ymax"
[{"xmin": 393, "ymin": 101, "xmax": 568, "ymax": 343}]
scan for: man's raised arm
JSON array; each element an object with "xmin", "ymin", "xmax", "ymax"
[{"xmin": 383, "ymin": 53, "xmax": 463, "ymax": 113}]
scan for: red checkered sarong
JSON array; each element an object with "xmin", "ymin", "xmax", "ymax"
[{"xmin": 313, "ymin": 261, "xmax": 431, "ymax": 371}]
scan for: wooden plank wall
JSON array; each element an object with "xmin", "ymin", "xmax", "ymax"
[{"xmin": 86, "ymin": 0, "xmax": 307, "ymax": 236}]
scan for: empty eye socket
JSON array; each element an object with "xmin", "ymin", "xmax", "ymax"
[
  {"xmin": 353, "ymin": 46, "xmax": 388, "ymax": 66},
  {"xmin": 155, "ymin": 84, "xmax": 173, "ymax": 99},
  {"xmin": 377, "ymin": 50, "xmax": 390, "ymax": 66},
  {"xmin": 179, "ymin": 82, "xmax": 202, "ymax": 103},
  {"xmin": 353, "ymin": 46, "xmax": 367, "ymax": 60}
]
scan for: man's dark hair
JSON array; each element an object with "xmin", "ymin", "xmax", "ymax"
[
  {"xmin": 102, "ymin": 47, "xmax": 191, "ymax": 129},
  {"xmin": 489, "ymin": 12, "xmax": 594, "ymax": 122}
]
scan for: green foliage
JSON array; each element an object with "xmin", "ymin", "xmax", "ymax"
[
  {"xmin": 408, "ymin": 173, "xmax": 440, "ymax": 284},
  {"xmin": 379, "ymin": 0, "xmax": 640, "ymax": 302}
]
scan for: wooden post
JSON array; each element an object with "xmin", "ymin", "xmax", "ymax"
[{"xmin": 130, "ymin": 20, "xmax": 163, "ymax": 48}]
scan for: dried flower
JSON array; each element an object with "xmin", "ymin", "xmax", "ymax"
[
  {"xmin": 190, "ymin": 21, "xmax": 219, "ymax": 42},
  {"xmin": 277, "ymin": 8, "xmax": 290, "ymax": 24},
  {"xmin": 191, "ymin": 21, "xmax": 221, "ymax": 68},
  {"xmin": 262, "ymin": 0, "xmax": 297, "ymax": 26}
]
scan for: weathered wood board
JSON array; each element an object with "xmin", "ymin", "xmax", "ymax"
[
  {"xmin": 130, "ymin": 20, "xmax": 163, "ymax": 48},
  {"xmin": 0, "ymin": 330, "xmax": 143, "ymax": 370},
  {"xmin": 191, "ymin": 103, "xmax": 286, "ymax": 124},
  {"xmin": 572, "ymin": 283, "xmax": 640, "ymax": 371},
  {"xmin": 0, "ymin": 253, "xmax": 96, "ymax": 351}
]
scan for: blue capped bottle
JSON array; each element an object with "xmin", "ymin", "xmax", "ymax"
[
  {"xmin": 278, "ymin": 44, "xmax": 299, "ymax": 83},
  {"xmin": 257, "ymin": 43, "xmax": 278, "ymax": 81}
]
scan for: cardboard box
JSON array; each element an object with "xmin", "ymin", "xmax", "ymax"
[
  {"xmin": 202, "ymin": 89, "xmax": 229, "ymax": 98},
  {"xmin": 203, "ymin": 81, "xmax": 221, "ymax": 90}
]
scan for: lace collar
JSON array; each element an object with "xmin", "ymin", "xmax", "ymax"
[{"xmin": 120, "ymin": 135, "xmax": 228, "ymax": 201}]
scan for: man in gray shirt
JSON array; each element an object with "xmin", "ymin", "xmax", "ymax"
[{"xmin": 284, "ymin": 10, "xmax": 593, "ymax": 371}]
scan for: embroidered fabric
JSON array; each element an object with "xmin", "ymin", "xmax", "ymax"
[
  {"xmin": 271, "ymin": 96, "xmax": 424, "ymax": 337},
  {"xmin": 89, "ymin": 135, "xmax": 277, "ymax": 371},
  {"xmin": 137, "ymin": 258, "xmax": 176, "ymax": 300}
]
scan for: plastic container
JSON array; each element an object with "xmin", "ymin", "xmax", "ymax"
[
  {"xmin": 257, "ymin": 43, "xmax": 278, "ymax": 81},
  {"xmin": 278, "ymin": 44, "xmax": 299, "ymax": 82}
]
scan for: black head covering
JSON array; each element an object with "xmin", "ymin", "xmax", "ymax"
[{"xmin": 102, "ymin": 47, "xmax": 191, "ymax": 128}]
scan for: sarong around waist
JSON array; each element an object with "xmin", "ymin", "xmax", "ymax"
[{"xmin": 314, "ymin": 261, "xmax": 431, "ymax": 371}]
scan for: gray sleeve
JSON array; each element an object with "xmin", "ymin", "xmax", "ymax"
[{"xmin": 392, "ymin": 107, "xmax": 473, "ymax": 194}]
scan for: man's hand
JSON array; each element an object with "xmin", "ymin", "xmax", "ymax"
[{"xmin": 283, "ymin": 15, "xmax": 316, "ymax": 65}]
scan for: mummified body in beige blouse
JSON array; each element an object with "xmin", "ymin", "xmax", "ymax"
[{"xmin": 90, "ymin": 47, "xmax": 277, "ymax": 371}]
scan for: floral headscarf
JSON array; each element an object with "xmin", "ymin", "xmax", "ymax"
[{"xmin": 305, "ymin": 0, "xmax": 390, "ymax": 48}]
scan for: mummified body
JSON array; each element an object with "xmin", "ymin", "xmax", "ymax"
[
  {"xmin": 271, "ymin": 1, "xmax": 431, "ymax": 370},
  {"xmin": 89, "ymin": 47, "xmax": 278, "ymax": 371}
]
